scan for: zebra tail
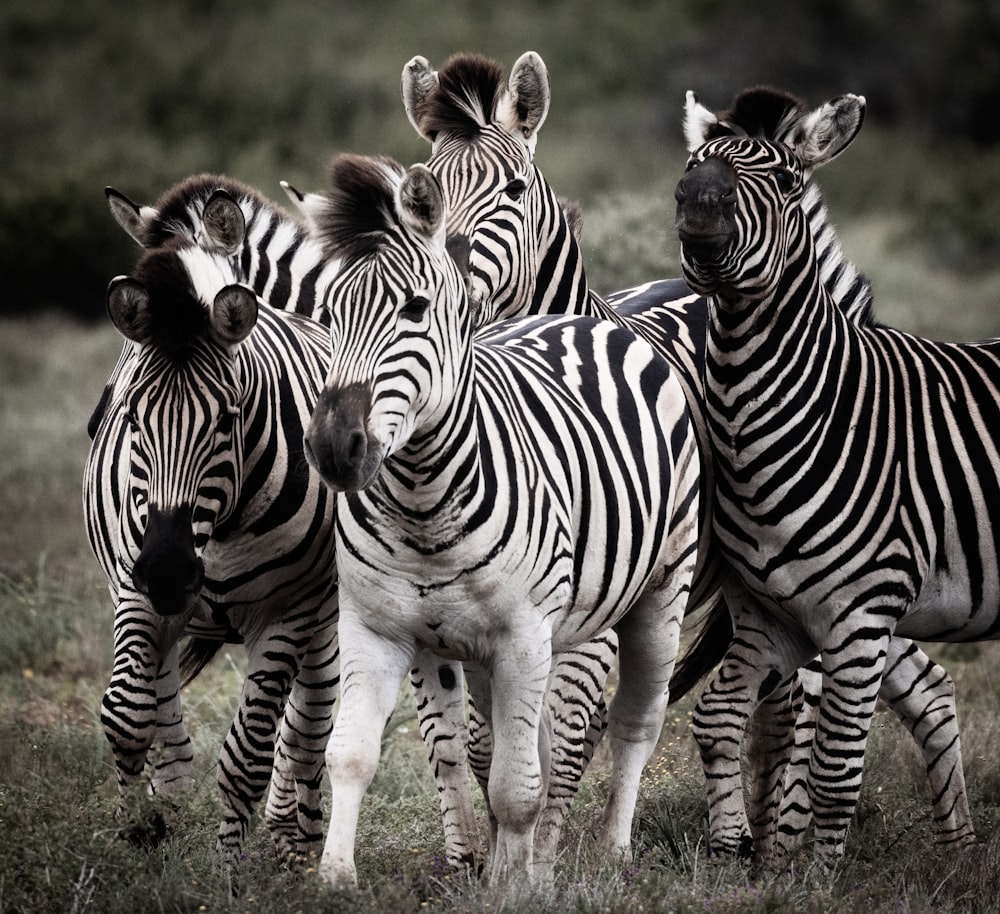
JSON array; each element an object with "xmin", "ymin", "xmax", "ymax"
[
  {"xmin": 668, "ymin": 597, "xmax": 732, "ymax": 704},
  {"xmin": 179, "ymin": 637, "xmax": 224, "ymax": 689}
]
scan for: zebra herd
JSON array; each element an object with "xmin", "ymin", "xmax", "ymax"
[{"xmin": 82, "ymin": 49, "xmax": 993, "ymax": 893}]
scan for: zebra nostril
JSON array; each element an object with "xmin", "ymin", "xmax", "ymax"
[
  {"xmin": 132, "ymin": 560, "xmax": 149, "ymax": 595},
  {"xmin": 185, "ymin": 557, "xmax": 205, "ymax": 594},
  {"xmin": 346, "ymin": 430, "xmax": 367, "ymax": 469}
]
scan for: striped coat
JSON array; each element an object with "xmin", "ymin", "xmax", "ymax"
[{"xmin": 299, "ymin": 154, "xmax": 700, "ymax": 889}]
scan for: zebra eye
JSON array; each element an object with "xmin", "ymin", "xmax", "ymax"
[
  {"xmin": 504, "ymin": 178, "xmax": 528, "ymax": 201},
  {"xmin": 774, "ymin": 168, "xmax": 797, "ymax": 192},
  {"xmin": 400, "ymin": 295, "xmax": 430, "ymax": 322}
]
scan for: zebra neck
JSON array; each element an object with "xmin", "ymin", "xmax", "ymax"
[
  {"xmin": 242, "ymin": 209, "xmax": 332, "ymax": 322},
  {"xmin": 528, "ymin": 192, "xmax": 594, "ymax": 318},
  {"xmin": 708, "ymin": 223, "xmax": 849, "ymax": 369},
  {"xmin": 367, "ymin": 350, "xmax": 486, "ymax": 525}
]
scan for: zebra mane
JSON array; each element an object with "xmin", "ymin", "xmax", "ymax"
[
  {"xmin": 310, "ymin": 154, "xmax": 405, "ymax": 263},
  {"xmin": 129, "ymin": 240, "xmax": 216, "ymax": 356},
  {"xmin": 142, "ymin": 173, "xmax": 295, "ymax": 247},
  {"xmin": 415, "ymin": 53, "xmax": 505, "ymax": 139},
  {"xmin": 714, "ymin": 86, "xmax": 806, "ymax": 141}
]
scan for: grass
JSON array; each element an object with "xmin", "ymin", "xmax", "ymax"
[{"xmin": 3, "ymin": 213, "xmax": 1000, "ymax": 912}]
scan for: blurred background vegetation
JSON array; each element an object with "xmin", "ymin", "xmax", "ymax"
[{"xmin": 3, "ymin": 0, "xmax": 1000, "ymax": 328}]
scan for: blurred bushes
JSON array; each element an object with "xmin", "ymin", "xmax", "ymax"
[
  {"xmin": 2, "ymin": 0, "xmax": 999, "ymax": 319},
  {"xmin": 0, "ymin": 181, "xmax": 135, "ymax": 319}
]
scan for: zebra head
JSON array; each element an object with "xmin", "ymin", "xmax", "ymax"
[
  {"xmin": 674, "ymin": 91, "xmax": 865, "ymax": 304},
  {"xmin": 402, "ymin": 51, "xmax": 553, "ymax": 326},
  {"xmin": 302, "ymin": 154, "xmax": 470, "ymax": 494},
  {"xmin": 106, "ymin": 173, "xmax": 250, "ymax": 254},
  {"xmin": 106, "ymin": 240, "xmax": 258, "ymax": 616}
]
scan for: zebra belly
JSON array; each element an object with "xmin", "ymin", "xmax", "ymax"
[
  {"xmin": 897, "ymin": 567, "xmax": 1000, "ymax": 642},
  {"xmin": 334, "ymin": 534, "xmax": 657, "ymax": 666}
]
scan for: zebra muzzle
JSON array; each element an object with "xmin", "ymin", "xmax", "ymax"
[
  {"xmin": 304, "ymin": 382, "xmax": 377, "ymax": 492},
  {"xmin": 674, "ymin": 156, "xmax": 737, "ymax": 263},
  {"xmin": 131, "ymin": 505, "xmax": 204, "ymax": 616}
]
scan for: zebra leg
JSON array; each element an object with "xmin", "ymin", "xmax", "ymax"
[
  {"xmin": 215, "ymin": 633, "xmax": 300, "ymax": 863},
  {"xmin": 596, "ymin": 589, "xmax": 681, "ymax": 863},
  {"xmin": 265, "ymin": 610, "xmax": 340, "ymax": 862},
  {"xmin": 409, "ymin": 651, "xmax": 481, "ymax": 871},
  {"xmin": 692, "ymin": 582, "xmax": 815, "ymax": 859},
  {"xmin": 148, "ymin": 649, "xmax": 195, "ymax": 798},
  {"xmin": 533, "ymin": 635, "xmax": 617, "ymax": 881},
  {"xmin": 320, "ymin": 613, "xmax": 415, "ymax": 886},
  {"xmin": 101, "ymin": 602, "xmax": 184, "ymax": 813},
  {"xmin": 466, "ymin": 634, "xmax": 552, "ymax": 888},
  {"xmin": 807, "ymin": 628, "xmax": 893, "ymax": 861},
  {"xmin": 875, "ymin": 639, "xmax": 975, "ymax": 849},
  {"xmin": 744, "ymin": 668, "xmax": 805, "ymax": 863},
  {"xmin": 466, "ymin": 693, "xmax": 496, "ymax": 856},
  {"xmin": 768, "ymin": 640, "xmax": 974, "ymax": 862}
]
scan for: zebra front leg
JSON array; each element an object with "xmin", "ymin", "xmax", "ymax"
[
  {"xmin": 410, "ymin": 650, "xmax": 481, "ymax": 871},
  {"xmin": 808, "ymin": 627, "xmax": 893, "ymax": 861},
  {"xmin": 148, "ymin": 649, "xmax": 195, "ymax": 798},
  {"xmin": 745, "ymin": 667, "xmax": 808, "ymax": 864},
  {"xmin": 872, "ymin": 639, "xmax": 975, "ymax": 849},
  {"xmin": 320, "ymin": 614, "xmax": 415, "ymax": 886},
  {"xmin": 693, "ymin": 584, "xmax": 814, "ymax": 859},
  {"xmin": 101, "ymin": 603, "xmax": 185, "ymax": 831},
  {"xmin": 265, "ymin": 609, "xmax": 340, "ymax": 862},
  {"xmin": 216, "ymin": 637, "xmax": 300, "ymax": 864},
  {"xmin": 470, "ymin": 634, "xmax": 552, "ymax": 889}
]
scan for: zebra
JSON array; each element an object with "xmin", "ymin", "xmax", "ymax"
[
  {"xmin": 85, "ymin": 237, "xmax": 342, "ymax": 862},
  {"xmin": 103, "ymin": 171, "xmax": 621, "ymax": 871},
  {"xmin": 94, "ymin": 175, "xmax": 482, "ymax": 868},
  {"xmin": 400, "ymin": 51, "xmax": 974, "ymax": 863},
  {"xmin": 673, "ymin": 90, "xmax": 991, "ymax": 863},
  {"xmin": 296, "ymin": 153, "xmax": 700, "ymax": 889}
]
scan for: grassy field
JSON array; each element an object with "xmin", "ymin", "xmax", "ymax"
[{"xmin": 3, "ymin": 213, "xmax": 1000, "ymax": 913}]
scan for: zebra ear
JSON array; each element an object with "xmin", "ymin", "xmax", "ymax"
[
  {"xmin": 792, "ymin": 94, "xmax": 866, "ymax": 169},
  {"xmin": 201, "ymin": 189, "xmax": 246, "ymax": 255},
  {"xmin": 683, "ymin": 90, "xmax": 741, "ymax": 151},
  {"xmin": 106, "ymin": 187, "xmax": 155, "ymax": 247},
  {"xmin": 683, "ymin": 91, "xmax": 720, "ymax": 151},
  {"xmin": 279, "ymin": 180, "xmax": 327, "ymax": 231},
  {"xmin": 496, "ymin": 51, "xmax": 550, "ymax": 146},
  {"xmin": 401, "ymin": 55, "xmax": 440, "ymax": 142},
  {"xmin": 210, "ymin": 284, "xmax": 258, "ymax": 346},
  {"xmin": 107, "ymin": 275, "xmax": 153, "ymax": 343},
  {"xmin": 397, "ymin": 164, "xmax": 445, "ymax": 242}
]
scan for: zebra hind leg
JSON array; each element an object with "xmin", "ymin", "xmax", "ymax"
[
  {"xmin": 878, "ymin": 639, "xmax": 976, "ymax": 850},
  {"xmin": 595, "ymin": 589, "xmax": 681, "ymax": 865},
  {"xmin": 533, "ymin": 633, "xmax": 617, "ymax": 881},
  {"xmin": 409, "ymin": 651, "xmax": 482, "ymax": 871}
]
